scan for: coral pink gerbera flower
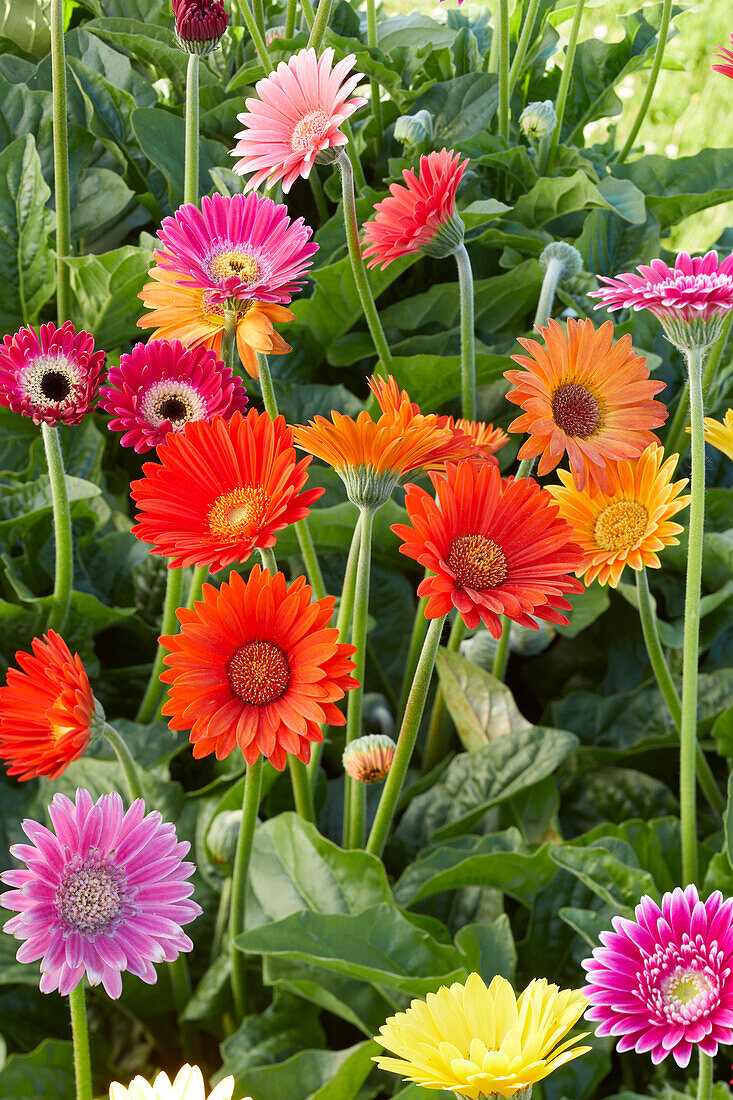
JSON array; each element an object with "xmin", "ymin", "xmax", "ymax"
[
  {"xmin": 231, "ymin": 47, "xmax": 367, "ymax": 193},
  {"xmin": 712, "ymin": 33, "xmax": 733, "ymax": 79},
  {"xmin": 362, "ymin": 150, "xmax": 469, "ymax": 269},
  {"xmin": 583, "ymin": 885, "xmax": 733, "ymax": 1068},
  {"xmin": 590, "ymin": 251, "xmax": 733, "ymax": 351},
  {"xmin": 0, "ymin": 322, "xmax": 105, "ymax": 427},
  {"xmin": 99, "ymin": 339, "xmax": 248, "ymax": 453},
  {"xmin": 154, "ymin": 193, "xmax": 318, "ymax": 305},
  {"xmin": 1, "ymin": 789, "xmax": 201, "ymax": 998}
]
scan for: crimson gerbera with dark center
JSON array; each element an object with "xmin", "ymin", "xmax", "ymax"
[{"xmin": 172, "ymin": 0, "xmax": 227, "ymax": 47}]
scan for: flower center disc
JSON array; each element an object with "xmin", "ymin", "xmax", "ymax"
[
  {"xmin": 447, "ymin": 534, "xmax": 507, "ymax": 589},
  {"xmin": 57, "ymin": 857, "xmax": 124, "ymax": 935},
  {"xmin": 209, "ymin": 249, "xmax": 262, "ymax": 284},
  {"xmin": 155, "ymin": 394, "xmax": 191, "ymax": 423},
  {"xmin": 654, "ymin": 963, "xmax": 718, "ymax": 1024},
  {"xmin": 227, "ymin": 640, "xmax": 290, "ymax": 705},
  {"xmin": 551, "ymin": 382, "xmax": 601, "ymax": 437},
  {"xmin": 291, "ymin": 109, "xmax": 331, "ymax": 154},
  {"xmin": 23, "ymin": 355, "xmax": 80, "ymax": 411},
  {"xmin": 208, "ymin": 486, "xmax": 270, "ymax": 541},
  {"xmin": 594, "ymin": 500, "xmax": 648, "ymax": 552},
  {"xmin": 41, "ymin": 370, "xmax": 72, "ymax": 402}
]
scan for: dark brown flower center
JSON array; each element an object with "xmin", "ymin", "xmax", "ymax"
[
  {"xmin": 446, "ymin": 534, "xmax": 507, "ymax": 590},
  {"xmin": 227, "ymin": 641, "xmax": 290, "ymax": 705},
  {"xmin": 551, "ymin": 382, "xmax": 601, "ymax": 438},
  {"xmin": 41, "ymin": 371, "xmax": 72, "ymax": 402},
  {"xmin": 156, "ymin": 395, "xmax": 190, "ymax": 423}
]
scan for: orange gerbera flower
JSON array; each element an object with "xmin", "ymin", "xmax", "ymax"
[
  {"xmin": 137, "ymin": 265, "xmax": 293, "ymax": 380},
  {"xmin": 0, "ymin": 632, "xmax": 99, "ymax": 781},
  {"xmin": 392, "ymin": 460, "xmax": 584, "ymax": 635},
  {"xmin": 547, "ymin": 444, "xmax": 690, "ymax": 587},
  {"xmin": 504, "ymin": 318, "xmax": 668, "ymax": 490},
  {"xmin": 131, "ymin": 409, "xmax": 323, "ymax": 572},
  {"xmin": 436, "ymin": 415, "xmax": 509, "ymax": 465},
  {"xmin": 160, "ymin": 566, "xmax": 358, "ymax": 769}
]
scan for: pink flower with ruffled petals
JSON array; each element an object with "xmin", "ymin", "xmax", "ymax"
[
  {"xmin": 582, "ymin": 885, "xmax": 733, "ymax": 1068},
  {"xmin": 1, "ymin": 789, "xmax": 201, "ymax": 998},
  {"xmin": 99, "ymin": 339, "xmax": 248, "ymax": 453},
  {"xmin": 713, "ymin": 34, "xmax": 733, "ymax": 79},
  {"xmin": 231, "ymin": 47, "xmax": 367, "ymax": 193},
  {"xmin": 155, "ymin": 193, "xmax": 318, "ymax": 305},
  {"xmin": 0, "ymin": 322, "xmax": 105, "ymax": 427}
]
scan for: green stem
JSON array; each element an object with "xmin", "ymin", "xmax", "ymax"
[
  {"xmin": 289, "ymin": 756, "xmax": 316, "ymax": 822},
  {"xmin": 307, "ymin": 0, "xmax": 334, "ymax": 50},
  {"xmin": 365, "ymin": 0, "xmax": 383, "ymax": 148},
  {"xmin": 251, "ymin": 0, "xmax": 265, "ymax": 38},
  {"xmin": 342, "ymin": 120, "xmax": 368, "ymax": 193},
  {"xmin": 184, "ymin": 54, "xmax": 199, "ymax": 205},
  {"xmin": 454, "ymin": 244, "xmax": 476, "ymax": 422},
  {"xmin": 397, "ymin": 591, "xmax": 429, "ymax": 726},
  {"xmin": 230, "ymin": 756, "xmax": 263, "ymax": 1018},
  {"xmin": 135, "ymin": 567, "xmax": 184, "ymax": 723},
  {"xmin": 616, "ymin": 0, "xmax": 673, "ymax": 163},
  {"xmin": 284, "ymin": 0, "xmax": 297, "ymax": 37},
  {"xmin": 344, "ymin": 506, "xmax": 375, "ymax": 848},
  {"xmin": 680, "ymin": 346, "xmax": 706, "ymax": 885},
  {"xmin": 422, "ymin": 616, "xmax": 466, "ymax": 772},
  {"xmin": 487, "ymin": 1, "xmax": 500, "ymax": 73},
  {"xmin": 222, "ymin": 309, "xmax": 236, "ymax": 371},
  {"xmin": 211, "ymin": 878, "xmax": 232, "ymax": 964},
  {"xmin": 665, "ymin": 312, "xmax": 733, "ymax": 458},
  {"xmin": 697, "ymin": 1051, "xmax": 713, "ymax": 1100},
  {"xmin": 50, "ymin": 0, "xmax": 71, "ymax": 321},
  {"xmin": 102, "ymin": 723, "xmax": 145, "ymax": 803},
  {"xmin": 516, "ymin": 457, "xmax": 535, "ymax": 480},
  {"xmin": 508, "ymin": 0, "xmax": 541, "ymax": 95},
  {"xmin": 68, "ymin": 984, "xmax": 92, "ymax": 1100},
  {"xmin": 543, "ymin": 0, "xmax": 585, "ymax": 173},
  {"xmin": 497, "ymin": 0, "xmax": 510, "ymax": 139},
  {"xmin": 42, "ymin": 423, "xmax": 73, "ymax": 633},
  {"xmin": 366, "ymin": 615, "xmax": 446, "ymax": 857},
  {"xmin": 534, "ymin": 257, "xmax": 563, "ymax": 327},
  {"xmin": 338, "ymin": 151, "xmax": 394, "ymax": 376},
  {"xmin": 258, "ymin": 545, "xmax": 277, "ymax": 574},
  {"xmin": 234, "ymin": 0, "xmax": 272, "ymax": 68},
  {"xmin": 300, "ymin": 0, "xmax": 315, "ymax": 30},
  {"xmin": 186, "ymin": 564, "xmax": 208, "ymax": 610}
]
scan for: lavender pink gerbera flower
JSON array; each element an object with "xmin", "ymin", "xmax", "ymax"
[
  {"xmin": 154, "ymin": 193, "xmax": 318, "ymax": 305},
  {"xmin": 0, "ymin": 322, "xmax": 105, "ymax": 427},
  {"xmin": 99, "ymin": 338, "xmax": 248, "ymax": 453},
  {"xmin": 582, "ymin": 885, "xmax": 733, "ymax": 1067},
  {"xmin": 1, "ymin": 789, "xmax": 201, "ymax": 998}
]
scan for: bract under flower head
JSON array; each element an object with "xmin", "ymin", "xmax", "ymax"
[
  {"xmin": 110, "ymin": 1064, "xmax": 237, "ymax": 1100},
  {"xmin": 0, "ymin": 322, "xmax": 105, "ymax": 427}
]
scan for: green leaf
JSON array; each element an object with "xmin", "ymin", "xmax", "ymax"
[
  {"xmin": 0, "ymin": 0, "xmax": 50, "ymax": 55},
  {"xmin": 215, "ymin": 1043, "xmax": 378, "ymax": 1100},
  {"xmin": 576, "ymin": 208, "xmax": 661, "ymax": 277},
  {"xmin": 512, "ymin": 170, "xmax": 611, "ymax": 228},
  {"xmin": 62, "ymin": 244, "xmax": 154, "ymax": 348},
  {"xmin": 554, "ymin": 583, "xmax": 610, "ymax": 638},
  {"xmin": 262, "ymin": 956, "xmax": 394, "ymax": 1037},
  {"xmin": 131, "ymin": 107, "xmax": 228, "ymax": 210},
  {"xmin": 0, "ymin": 474, "xmax": 101, "ymax": 530},
  {"xmin": 551, "ymin": 840, "xmax": 658, "ymax": 914},
  {"xmin": 0, "ymin": 135, "xmax": 55, "ymax": 330},
  {"xmin": 387, "ymin": 352, "xmax": 510, "ymax": 412},
  {"xmin": 454, "ymin": 914, "xmax": 517, "ymax": 983},
  {"xmin": 726, "ymin": 772, "xmax": 733, "ymax": 874},
  {"xmin": 435, "ymin": 649, "xmax": 531, "ymax": 752},
  {"xmin": 0, "ymin": 1040, "xmax": 74, "ymax": 1099},
  {"xmin": 414, "ymin": 72, "xmax": 498, "ymax": 144},
  {"xmin": 612, "ymin": 147, "xmax": 733, "ymax": 229},
  {"xmin": 219, "ymin": 993, "xmax": 326, "ymax": 1080}
]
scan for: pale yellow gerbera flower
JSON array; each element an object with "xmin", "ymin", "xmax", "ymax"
[
  {"xmin": 374, "ymin": 973, "xmax": 590, "ymax": 1099},
  {"xmin": 703, "ymin": 408, "xmax": 733, "ymax": 460},
  {"xmin": 109, "ymin": 1065, "xmax": 239, "ymax": 1100}
]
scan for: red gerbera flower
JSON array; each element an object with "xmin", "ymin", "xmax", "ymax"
[
  {"xmin": 0, "ymin": 632, "xmax": 99, "ymax": 781},
  {"xmin": 160, "ymin": 566, "xmax": 358, "ymax": 770},
  {"xmin": 392, "ymin": 461, "xmax": 584, "ymax": 636},
  {"xmin": 131, "ymin": 409, "xmax": 323, "ymax": 572},
  {"xmin": 0, "ymin": 322, "xmax": 105, "ymax": 427},
  {"xmin": 713, "ymin": 34, "xmax": 733, "ymax": 80}
]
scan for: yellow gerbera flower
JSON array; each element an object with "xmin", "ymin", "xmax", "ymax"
[
  {"xmin": 703, "ymin": 408, "xmax": 733, "ymax": 461},
  {"xmin": 374, "ymin": 973, "xmax": 590, "ymax": 1099},
  {"xmin": 547, "ymin": 443, "xmax": 690, "ymax": 588},
  {"xmin": 109, "ymin": 1064, "xmax": 239, "ymax": 1100}
]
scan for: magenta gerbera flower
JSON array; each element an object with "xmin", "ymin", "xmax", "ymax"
[
  {"xmin": 230, "ymin": 47, "xmax": 366, "ymax": 193},
  {"xmin": 590, "ymin": 251, "xmax": 733, "ymax": 351},
  {"xmin": 713, "ymin": 33, "xmax": 733, "ymax": 79},
  {"xmin": 1, "ymin": 789, "xmax": 201, "ymax": 998},
  {"xmin": 154, "ymin": 193, "xmax": 318, "ymax": 305},
  {"xmin": 582, "ymin": 885, "xmax": 733, "ymax": 1068},
  {"xmin": 0, "ymin": 322, "xmax": 105, "ymax": 427},
  {"xmin": 98, "ymin": 338, "xmax": 248, "ymax": 453}
]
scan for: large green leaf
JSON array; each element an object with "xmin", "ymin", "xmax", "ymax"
[
  {"xmin": 62, "ymin": 244, "xmax": 154, "ymax": 348},
  {"xmin": 0, "ymin": 1040, "xmax": 74, "ymax": 1099},
  {"xmin": 131, "ymin": 107, "xmax": 229, "ymax": 210},
  {"xmin": 387, "ymin": 352, "xmax": 510, "ymax": 413},
  {"xmin": 413, "ymin": 72, "xmax": 498, "ymax": 144},
  {"xmin": 215, "ymin": 1043, "xmax": 378, "ymax": 1100},
  {"xmin": 0, "ymin": 134, "xmax": 55, "ymax": 330},
  {"xmin": 0, "ymin": 474, "xmax": 101, "ymax": 530},
  {"xmin": 551, "ymin": 839, "xmax": 657, "ymax": 914},
  {"xmin": 435, "ymin": 649, "xmax": 531, "ymax": 752},
  {"xmin": 0, "ymin": 0, "xmax": 50, "ymax": 55},
  {"xmin": 512, "ymin": 170, "xmax": 611, "ymax": 227},
  {"xmin": 612, "ymin": 148, "xmax": 733, "ymax": 229},
  {"xmin": 219, "ymin": 994, "xmax": 326, "ymax": 1081}
]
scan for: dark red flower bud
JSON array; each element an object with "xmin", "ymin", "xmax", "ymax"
[{"xmin": 172, "ymin": 0, "xmax": 228, "ymax": 53}]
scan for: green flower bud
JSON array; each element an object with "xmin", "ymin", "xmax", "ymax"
[
  {"xmin": 206, "ymin": 810, "xmax": 241, "ymax": 876},
  {"xmin": 520, "ymin": 100, "xmax": 557, "ymax": 141},
  {"xmin": 394, "ymin": 110, "xmax": 433, "ymax": 148},
  {"xmin": 540, "ymin": 241, "xmax": 583, "ymax": 281}
]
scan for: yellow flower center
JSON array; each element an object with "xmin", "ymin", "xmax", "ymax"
[
  {"xmin": 447, "ymin": 534, "xmax": 507, "ymax": 589},
  {"xmin": 551, "ymin": 382, "xmax": 601, "ymax": 438},
  {"xmin": 227, "ymin": 641, "xmax": 290, "ymax": 705},
  {"xmin": 209, "ymin": 249, "xmax": 262, "ymax": 284},
  {"xmin": 291, "ymin": 109, "xmax": 331, "ymax": 153},
  {"xmin": 208, "ymin": 486, "xmax": 271, "ymax": 541},
  {"xmin": 593, "ymin": 500, "xmax": 648, "ymax": 552}
]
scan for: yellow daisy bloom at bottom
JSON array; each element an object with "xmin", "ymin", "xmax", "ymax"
[
  {"xmin": 374, "ymin": 973, "xmax": 590, "ymax": 1099},
  {"xmin": 547, "ymin": 444, "xmax": 690, "ymax": 588},
  {"xmin": 703, "ymin": 408, "xmax": 733, "ymax": 461},
  {"xmin": 109, "ymin": 1064, "xmax": 239, "ymax": 1100}
]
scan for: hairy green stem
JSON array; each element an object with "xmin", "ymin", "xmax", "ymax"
[
  {"xmin": 534, "ymin": 257, "xmax": 563, "ymax": 327},
  {"xmin": 665, "ymin": 312, "xmax": 733, "ymax": 458},
  {"xmin": 251, "ymin": 0, "xmax": 265, "ymax": 37},
  {"xmin": 230, "ymin": 756, "xmax": 263, "ymax": 1018},
  {"xmin": 397, "ymin": 592, "xmax": 429, "ymax": 727},
  {"xmin": 50, "ymin": 0, "xmax": 71, "ymax": 321},
  {"xmin": 543, "ymin": 0, "xmax": 585, "ymax": 173},
  {"xmin": 508, "ymin": 0, "xmax": 541, "ymax": 94},
  {"xmin": 284, "ymin": 0, "xmax": 297, "ymax": 37},
  {"xmin": 42, "ymin": 424, "xmax": 73, "ymax": 633},
  {"xmin": 497, "ymin": 0, "xmax": 510, "ymax": 139},
  {"xmin": 342, "ymin": 120, "xmax": 368, "ymax": 192},
  {"xmin": 422, "ymin": 616, "xmax": 466, "ymax": 772},
  {"xmin": 454, "ymin": 243, "xmax": 476, "ymax": 421},
  {"xmin": 258, "ymin": 546, "xmax": 277, "ymax": 574},
  {"xmin": 300, "ymin": 0, "xmax": 315, "ymax": 30},
  {"xmin": 135, "ymin": 567, "xmax": 183, "ymax": 723},
  {"xmin": 211, "ymin": 878, "xmax": 232, "ymax": 964},
  {"xmin": 616, "ymin": 0, "xmax": 673, "ymax": 163},
  {"xmin": 365, "ymin": 0, "xmax": 383, "ymax": 147},
  {"xmin": 307, "ymin": 0, "xmax": 334, "ymax": 50},
  {"xmin": 184, "ymin": 54, "xmax": 199, "ymax": 205},
  {"xmin": 102, "ymin": 723, "xmax": 145, "ymax": 803},
  {"xmin": 344, "ymin": 507, "xmax": 375, "ymax": 848},
  {"xmin": 697, "ymin": 1051, "xmax": 713, "ymax": 1100},
  {"xmin": 235, "ymin": 0, "xmax": 272, "ymax": 67},
  {"xmin": 68, "ymin": 984, "xmax": 93, "ymax": 1100},
  {"xmin": 186, "ymin": 565, "xmax": 208, "ymax": 610}
]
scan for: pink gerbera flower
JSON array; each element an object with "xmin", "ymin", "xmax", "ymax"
[
  {"xmin": 0, "ymin": 322, "xmax": 105, "ymax": 427},
  {"xmin": 362, "ymin": 150, "xmax": 469, "ymax": 269},
  {"xmin": 99, "ymin": 339, "xmax": 248, "ymax": 453},
  {"xmin": 590, "ymin": 251, "xmax": 733, "ymax": 351},
  {"xmin": 582, "ymin": 885, "xmax": 733, "ymax": 1068},
  {"xmin": 231, "ymin": 47, "xmax": 367, "ymax": 193},
  {"xmin": 712, "ymin": 33, "xmax": 733, "ymax": 79},
  {"xmin": 154, "ymin": 193, "xmax": 318, "ymax": 305},
  {"xmin": 1, "ymin": 789, "xmax": 201, "ymax": 999}
]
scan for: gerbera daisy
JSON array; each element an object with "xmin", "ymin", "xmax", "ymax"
[
  {"xmin": 154, "ymin": 193, "xmax": 318, "ymax": 305},
  {"xmin": 343, "ymin": 734, "xmax": 396, "ymax": 783},
  {"xmin": 99, "ymin": 339, "xmax": 248, "ymax": 453},
  {"xmin": 160, "ymin": 566, "xmax": 358, "ymax": 770},
  {"xmin": 362, "ymin": 150, "xmax": 468, "ymax": 269},
  {"xmin": 230, "ymin": 47, "xmax": 367, "ymax": 193},
  {"xmin": 583, "ymin": 885, "xmax": 733, "ymax": 1068},
  {"xmin": 172, "ymin": 0, "xmax": 227, "ymax": 52},
  {"xmin": 375, "ymin": 973, "xmax": 590, "ymax": 1097},
  {"xmin": 137, "ymin": 266, "xmax": 294, "ymax": 381},
  {"xmin": 703, "ymin": 408, "xmax": 733, "ymax": 460},
  {"xmin": 367, "ymin": 374, "xmax": 477, "ymax": 463},
  {"xmin": 131, "ymin": 409, "xmax": 323, "ymax": 572},
  {"xmin": 110, "ymin": 1065, "xmax": 237, "ymax": 1100},
  {"xmin": 589, "ymin": 251, "xmax": 733, "ymax": 351},
  {"xmin": 713, "ymin": 34, "xmax": 733, "ymax": 79},
  {"xmin": 504, "ymin": 318, "xmax": 668, "ymax": 491},
  {"xmin": 392, "ymin": 460, "xmax": 584, "ymax": 636},
  {"xmin": 0, "ymin": 631, "xmax": 101, "ymax": 782},
  {"xmin": 1, "ymin": 789, "xmax": 200, "ymax": 998},
  {"xmin": 548, "ymin": 444, "xmax": 690, "ymax": 588},
  {"xmin": 0, "ymin": 322, "xmax": 105, "ymax": 427},
  {"xmin": 436, "ymin": 415, "xmax": 509, "ymax": 466}
]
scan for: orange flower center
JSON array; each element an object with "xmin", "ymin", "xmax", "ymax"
[
  {"xmin": 208, "ymin": 486, "xmax": 271, "ymax": 541},
  {"xmin": 227, "ymin": 640, "xmax": 290, "ymax": 705},
  {"xmin": 447, "ymin": 534, "xmax": 507, "ymax": 589},
  {"xmin": 594, "ymin": 500, "xmax": 648, "ymax": 552},
  {"xmin": 551, "ymin": 382, "xmax": 601, "ymax": 438},
  {"xmin": 291, "ymin": 109, "xmax": 330, "ymax": 153},
  {"xmin": 209, "ymin": 249, "xmax": 262, "ymax": 284}
]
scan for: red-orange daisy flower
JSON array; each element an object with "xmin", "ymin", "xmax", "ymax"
[
  {"xmin": 160, "ymin": 566, "xmax": 358, "ymax": 769},
  {"xmin": 436, "ymin": 415, "xmax": 509, "ymax": 467},
  {"xmin": 0, "ymin": 632, "xmax": 99, "ymax": 781},
  {"xmin": 504, "ymin": 318, "xmax": 668, "ymax": 491},
  {"xmin": 131, "ymin": 409, "xmax": 323, "ymax": 571},
  {"xmin": 392, "ymin": 461, "xmax": 584, "ymax": 635}
]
